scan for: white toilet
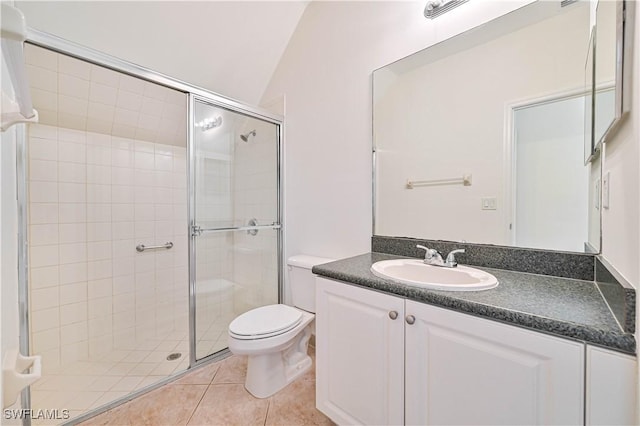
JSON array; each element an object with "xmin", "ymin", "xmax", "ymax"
[{"xmin": 227, "ymin": 255, "xmax": 333, "ymax": 398}]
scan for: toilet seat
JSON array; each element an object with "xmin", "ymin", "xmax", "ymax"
[{"xmin": 229, "ymin": 304, "xmax": 303, "ymax": 340}]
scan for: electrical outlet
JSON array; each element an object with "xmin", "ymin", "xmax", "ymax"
[
  {"xmin": 595, "ymin": 178, "xmax": 601, "ymax": 210},
  {"xmin": 602, "ymin": 172, "xmax": 610, "ymax": 209},
  {"xmin": 481, "ymin": 197, "xmax": 497, "ymax": 210}
]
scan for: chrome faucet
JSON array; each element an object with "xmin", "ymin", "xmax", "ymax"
[{"xmin": 416, "ymin": 245, "xmax": 465, "ymax": 268}]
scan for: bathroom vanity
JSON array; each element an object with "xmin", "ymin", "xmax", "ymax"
[
  {"xmin": 328, "ymin": 0, "xmax": 638, "ymax": 423},
  {"xmin": 312, "ymin": 252, "xmax": 636, "ymax": 426}
]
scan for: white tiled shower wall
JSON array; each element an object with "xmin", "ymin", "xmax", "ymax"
[
  {"xmin": 193, "ymin": 150, "xmax": 236, "ymax": 358},
  {"xmin": 232, "ymin": 120, "xmax": 279, "ymax": 312},
  {"xmin": 27, "ymin": 123, "xmax": 188, "ymax": 374},
  {"xmin": 195, "ymin": 153, "xmax": 233, "ymax": 285},
  {"xmin": 191, "ymin": 117, "xmax": 279, "ymax": 358},
  {"xmin": 24, "ymin": 44, "xmax": 186, "ymax": 145},
  {"xmin": 192, "ymin": 117, "xmax": 278, "ymax": 315}
]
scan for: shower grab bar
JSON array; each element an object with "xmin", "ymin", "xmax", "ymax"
[
  {"xmin": 136, "ymin": 242, "xmax": 174, "ymax": 252},
  {"xmin": 192, "ymin": 223, "xmax": 281, "ymax": 237},
  {"xmin": 406, "ymin": 174, "xmax": 472, "ymax": 189}
]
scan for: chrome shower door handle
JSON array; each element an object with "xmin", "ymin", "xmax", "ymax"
[{"xmin": 247, "ymin": 218, "xmax": 259, "ymax": 236}]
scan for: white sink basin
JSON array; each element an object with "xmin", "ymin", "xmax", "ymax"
[{"xmin": 371, "ymin": 259, "xmax": 498, "ymax": 291}]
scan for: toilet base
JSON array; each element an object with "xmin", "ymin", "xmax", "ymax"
[{"xmin": 244, "ymin": 325, "xmax": 313, "ymax": 398}]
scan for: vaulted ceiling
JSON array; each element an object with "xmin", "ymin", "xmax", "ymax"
[{"xmin": 16, "ymin": 1, "xmax": 310, "ymax": 105}]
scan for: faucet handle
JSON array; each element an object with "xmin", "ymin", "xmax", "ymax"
[
  {"xmin": 445, "ymin": 249, "xmax": 465, "ymax": 266},
  {"xmin": 416, "ymin": 245, "xmax": 441, "ymax": 260},
  {"xmin": 416, "ymin": 245, "xmax": 429, "ymax": 259}
]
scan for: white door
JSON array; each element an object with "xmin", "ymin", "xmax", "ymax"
[
  {"xmin": 405, "ymin": 301, "xmax": 584, "ymax": 425},
  {"xmin": 315, "ymin": 277, "xmax": 405, "ymax": 425}
]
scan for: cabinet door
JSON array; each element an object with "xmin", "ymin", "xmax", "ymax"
[
  {"xmin": 405, "ymin": 301, "xmax": 584, "ymax": 425},
  {"xmin": 315, "ymin": 277, "xmax": 405, "ymax": 425},
  {"xmin": 586, "ymin": 346, "xmax": 637, "ymax": 425}
]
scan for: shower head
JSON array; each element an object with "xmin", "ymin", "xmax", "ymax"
[{"xmin": 240, "ymin": 130, "xmax": 256, "ymax": 142}]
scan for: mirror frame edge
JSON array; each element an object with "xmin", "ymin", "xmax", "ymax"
[{"xmin": 595, "ymin": 0, "xmax": 635, "ymax": 150}]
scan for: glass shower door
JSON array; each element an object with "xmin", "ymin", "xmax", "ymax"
[{"xmin": 190, "ymin": 98, "xmax": 281, "ymax": 361}]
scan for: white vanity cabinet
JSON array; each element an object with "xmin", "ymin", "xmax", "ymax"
[
  {"xmin": 315, "ymin": 276, "xmax": 405, "ymax": 425},
  {"xmin": 315, "ymin": 277, "xmax": 585, "ymax": 425},
  {"xmin": 405, "ymin": 300, "xmax": 584, "ymax": 425},
  {"xmin": 586, "ymin": 346, "xmax": 637, "ymax": 425}
]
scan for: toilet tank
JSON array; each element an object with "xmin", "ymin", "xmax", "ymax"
[{"xmin": 287, "ymin": 255, "xmax": 334, "ymax": 313}]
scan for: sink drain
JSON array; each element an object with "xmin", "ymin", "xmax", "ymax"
[{"xmin": 166, "ymin": 352, "xmax": 182, "ymax": 361}]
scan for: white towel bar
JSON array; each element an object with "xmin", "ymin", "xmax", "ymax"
[{"xmin": 406, "ymin": 174, "xmax": 472, "ymax": 189}]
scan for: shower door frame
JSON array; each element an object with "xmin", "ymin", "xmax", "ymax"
[
  {"xmin": 188, "ymin": 94, "xmax": 284, "ymax": 365},
  {"xmin": 16, "ymin": 28, "xmax": 285, "ymax": 425}
]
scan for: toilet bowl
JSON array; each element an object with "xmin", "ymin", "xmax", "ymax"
[{"xmin": 227, "ymin": 255, "xmax": 333, "ymax": 398}]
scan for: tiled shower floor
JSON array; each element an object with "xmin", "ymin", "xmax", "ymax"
[{"xmin": 31, "ymin": 313, "xmax": 236, "ymax": 424}]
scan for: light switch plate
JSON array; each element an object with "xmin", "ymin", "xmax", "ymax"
[
  {"xmin": 595, "ymin": 178, "xmax": 601, "ymax": 210},
  {"xmin": 603, "ymin": 172, "xmax": 610, "ymax": 209},
  {"xmin": 481, "ymin": 197, "xmax": 497, "ymax": 210}
]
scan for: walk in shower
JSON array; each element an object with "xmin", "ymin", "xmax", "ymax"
[{"xmin": 18, "ymin": 36, "xmax": 282, "ymax": 424}]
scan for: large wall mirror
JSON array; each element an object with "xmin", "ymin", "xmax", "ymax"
[
  {"xmin": 373, "ymin": 0, "xmax": 603, "ymax": 253},
  {"xmin": 592, "ymin": 0, "xmax": 635, "ymax": 151}
]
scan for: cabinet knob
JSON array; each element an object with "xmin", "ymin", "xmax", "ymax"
[
  {"xmin": 405, "ymin": 315, "xmax": 416, "ymax": 325},
  {"xmin": 388, "ymin": 311, "xmax": 398, "ymax": 320}
]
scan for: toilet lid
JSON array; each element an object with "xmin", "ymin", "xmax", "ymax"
[{"xmin": 229, "ymin": 304, "xmax": 303, "ymax": 339}]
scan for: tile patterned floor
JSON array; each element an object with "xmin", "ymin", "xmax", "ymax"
[
  {"xmin": 79, "ymin": 348, "xmax": 333, "ymax": 426},
  {"xmin": 31, "ymin": 313, "xmax": 236, "ymax": 424},
  {"xmin": 31, "ymin": 332, "xmax": 189, "ymax": 424}
]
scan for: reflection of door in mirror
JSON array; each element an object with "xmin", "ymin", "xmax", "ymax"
[{"xmin": 513, "ymin": 96, "xmax": 588, "ymax": 253}]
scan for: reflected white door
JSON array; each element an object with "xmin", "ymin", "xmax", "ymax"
[{"xmin": 513, "ymin": 96, "xmax": 589, "ymax": 252}]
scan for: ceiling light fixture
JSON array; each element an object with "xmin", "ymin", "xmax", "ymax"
[
  {"xmin": 195, "ymin": 116, "xmax": 222, "ymax": 131},
  {"xmin": 424, "ymin": 0, "xmax": 469, "ymax": 19}
]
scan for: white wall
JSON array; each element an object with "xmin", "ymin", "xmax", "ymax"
[
  {"xmin": 600, "ymin": 3, "xmax": 640, "ymax": 412},
  {"xmin": 600, "ymin": 2, "xmax": 640, "ymax": 289},
  {"xmin": 15, "ymin": 1, "xmax": 309, "ymax": 105},
  {"xmin": 262, "ymin": 0, "xmax": 534, "ymax": 261},
  {"xmin": 24, "ymin": 43, "xmax": 188, "ymax": 145}
]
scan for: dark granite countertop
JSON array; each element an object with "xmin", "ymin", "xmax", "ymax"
[{"xmin": 312, "ymin": 252, "xmax": 636, "ymax": 354}]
